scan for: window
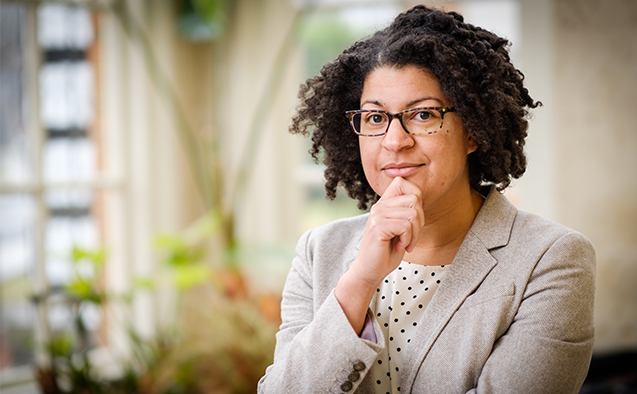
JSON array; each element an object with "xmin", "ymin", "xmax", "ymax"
[{"xmin": 0, "ymin": 1, "xmax": 119, "ymax": 386}]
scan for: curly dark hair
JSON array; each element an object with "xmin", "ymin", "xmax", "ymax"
[{"xmin": 290, "ymin": 5, "xmax": 541, "ymax": 210}]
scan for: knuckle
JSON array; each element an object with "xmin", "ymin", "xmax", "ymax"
[
  {"xmin": 369, "ymin": 203, "xmax": 382, "ymax": 216},
  {"xmin": 406, "ymin": 195, "xmax": 420, "ymax": 210},
  {"xmin": 368, "ymin": 216, "xmax": 380, "ymax": 229}
]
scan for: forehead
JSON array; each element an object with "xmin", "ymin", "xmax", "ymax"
[{"xmin": 360, "ymin": 65, "xmax": 448, "ymax": 107}]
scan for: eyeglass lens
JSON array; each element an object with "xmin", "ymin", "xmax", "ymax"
[{"xmin": 352, "ymin": 108, "xmax": 445, "ymax": 136}]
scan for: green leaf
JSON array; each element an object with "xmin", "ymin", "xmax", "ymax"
[
  {"xmin": 71, "ymin": 246, "xmax": 106, "ymax": 266},
  {"xmin": 154, "ymin": 234, "xmax": 203, "ymax": 267},
  {"xmin": 172, "ymin": 264, "xmax": 211, "ymax": 289},
  {"xmin": 192, "ymin": 0, "xmax": 226, "ymax": 24},
  {"xmin": 65, "ymin": 279, "xmax": 93, "ymax": 298},
  {"xmin": 64, "ymin": 278, "xmax": 104, "ymax": 304},
  {"xmin": 133, "ymin": 276, "xmax": 156, "ymax": 290},
  {"xmin": 183, "ymin": 210, "xmax": 222, "ymax": 243},
  {"xmin": 48, "ymin": 335, "xmax": 73, "ymax": 357},
  {"xmin": 154, "ymin": 234, "xmax": 187, "ymax": 251},
  {"xmin": 177, "ymin": 0, "xmax": 227, "ymax": 41}
]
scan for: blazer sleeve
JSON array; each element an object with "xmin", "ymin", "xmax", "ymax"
[
  {"xmin": 258, "ymin": 228, "xmax": 384, "ymax": 394},
  {"xmin": 472, "ymin": 231, "xmax": 596, "ymax": 394}
]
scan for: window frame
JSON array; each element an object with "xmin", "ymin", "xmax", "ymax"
[{"xmin": 0, "ymin": 0, "xmax": 127, "ymax": 388}]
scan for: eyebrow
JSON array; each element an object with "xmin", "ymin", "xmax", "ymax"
[{"xmin": 361, "ymin": 97, "xmax": 445, "ymax": 108}]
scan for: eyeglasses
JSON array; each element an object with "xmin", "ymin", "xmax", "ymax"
[{"xmin": 345, "ymin": 106, "xmax": 456, "ymax": 137}]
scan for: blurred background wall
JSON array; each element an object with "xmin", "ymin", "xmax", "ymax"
[
  {"xmin": 551, "ymin": 0, "xmax": 637, "ymax": 354},
  {"xmin": 1, "ymin": 0, "xmax": 636, "ymax": 392}
]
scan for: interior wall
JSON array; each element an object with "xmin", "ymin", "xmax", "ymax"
[
  {"xmin": 552, "ymin": 0, "xmax": 637, "ymax": 354},
  {"xmin": 215, "ymin": 0, "xmax": 306, "ymax": 291},
  {"xmin": 100, "ymin": 0, "xmax": 309, "ymax": 335},
  {"xmin": 520, "ymin": 0, "xmax": 637, "ymax": 354},
  {"xmin": 211, "ymin": 0, "xmax": 306, "ymax": 241},
  {"xmin": 101, "ymin": 0, "xmax": 211, "ymax": 338},
  {"xmin": 516, "ymin": 0, "xmax": 558, "ymax": 220}
]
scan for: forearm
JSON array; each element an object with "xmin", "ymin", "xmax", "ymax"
[
  {"xmin": 332, "ymin": 176, "xmax": 424, "ymax": 334},
  {"xmin": 335, "ymin": 268, "xmax": 379, "ymax": 335},
  {"xmin": 258, "ymin": 291, "xmax": 382, "ymax": 393}
]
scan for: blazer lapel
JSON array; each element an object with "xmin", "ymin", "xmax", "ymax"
[{"xmin": 400, "ymin": 188, "xmax": 518, "ymax": 392}]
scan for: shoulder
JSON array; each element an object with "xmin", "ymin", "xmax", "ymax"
[
  {"xmin": 297, "ymin": 213, "xmax": 369, "ymax": 258},
  {"xmin": 512, "ymin": 209, "xmax": 595, "ymax": 257},
  {"xmin": 290, "ymin": 213, "xmax": 369, "ymax": 293},
  {"xmin": 482, "ymin": 193, "xmax": 596, "ymax": 279},
  {"xmin": 306, "ymin": 213, "xmax": 369, "ymax": 241},
  {"xmin": 474, "ymin": 186, "xmax": 594, "ymax": 256}
]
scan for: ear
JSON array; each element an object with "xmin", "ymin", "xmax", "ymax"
[{"xmin": 466, "ymin": 135, "xmax": 478, "ymax": 155}]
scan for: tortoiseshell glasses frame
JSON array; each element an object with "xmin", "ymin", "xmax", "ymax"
[{"xmin": 345, "ymin": 106, "xmax": 456, "ymax": 137}]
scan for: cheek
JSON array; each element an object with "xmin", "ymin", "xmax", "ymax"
[
  {"xmin": 427, "ymin": 138, "xmax": 470, "ymax": 179},
  {"xmin": 359, "ymin": 141, "xmax": 372, "ymax": 172},
  {"xmin": 451, "ymin": 120, "xmax": 475, "ymax": 154},
  {"xmin": 359, "ymin": 141, "xmax": 385, "ymax": 194}
]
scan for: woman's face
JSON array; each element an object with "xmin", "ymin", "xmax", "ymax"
[{"xmin": 358, "ymin": 65, "xmax": 476, "ymax": 211}]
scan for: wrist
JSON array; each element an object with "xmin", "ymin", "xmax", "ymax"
[
  {"xmin": 337, "ymin": 269, "xmax": 379, "ymax": 302},
  {"xmin": 335, "ymin": 270, "xmax": 378, "ymax": 335}
]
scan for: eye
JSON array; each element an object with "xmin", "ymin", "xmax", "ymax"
[
  {"xmin": 414, "ymin": 110, "xmax": 433, "ymax": 121},
  {"xmin": 364, "ymin": 113, "xmax": 387, "ymax": 126}
]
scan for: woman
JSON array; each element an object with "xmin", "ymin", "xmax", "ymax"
[{"xmin": 259, "ymin": 5, "xmax": 595, "ymax": 394}]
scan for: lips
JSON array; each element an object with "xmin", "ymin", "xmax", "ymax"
[{"xmin": 382, "ymin": 162, "xmax": 424, "ymax": 177}]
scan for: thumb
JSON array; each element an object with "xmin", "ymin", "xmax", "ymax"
[{"xmin": 381, "ymin": 176, "xmax": 422, "ymax": 200}]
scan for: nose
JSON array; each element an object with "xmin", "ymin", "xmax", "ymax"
[{"xmin": 381, "ymin": 117, "xmax": 414, "ymax": 151}]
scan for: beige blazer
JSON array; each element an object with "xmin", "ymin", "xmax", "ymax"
[{"xmin": 258, "ymin": 188, "xmax": 595, "ymax": 394}]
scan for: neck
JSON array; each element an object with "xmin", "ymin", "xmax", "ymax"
[{"xmin": 404, "ymin": 186, "xmax": 484, "ymax": 266}]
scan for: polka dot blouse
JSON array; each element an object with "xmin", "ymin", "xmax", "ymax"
[{"xmin": 371, "ymin": 261, "xmax": 447, "ymax": 394}]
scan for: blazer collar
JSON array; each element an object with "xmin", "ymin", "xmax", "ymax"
[
  {"xmin": 469, "ymin": 185, "xmax": 517, "ymax": 249},
  {"xmin": 400, "ymin": 186, "xmax": 518, "ymax": 391}
]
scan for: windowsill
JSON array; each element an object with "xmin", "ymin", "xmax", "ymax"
[{"xmin": 0, "ymin": 365, "xmax": 38, "ymax": 394}]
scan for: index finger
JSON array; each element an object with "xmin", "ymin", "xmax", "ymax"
[
  {"xmin": 381, "ymin": 176, "xmax": 423, "ymax": 201},
  {"xmin": 381, "ymin": 177, "xmax": 425, "ymax": 230}
]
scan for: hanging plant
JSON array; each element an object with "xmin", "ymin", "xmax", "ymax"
[{"xmin": 177, "ymin": 0, "xmax": 227, "ymax": 41}]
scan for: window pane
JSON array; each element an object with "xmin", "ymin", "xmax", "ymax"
[
  {"xmin": 44, "ymin": 188, "xmax": 104, "ymax": 354},
  {"xmin": 45, "ymin": 188, "xmax": 99, "ymax": 287},
  {"xmin": 40, "ymin": 61, "xmax": 94, "ymax": 131},
  {"xmin": 0, "ymin": 2, "xmax": 34, "ymax": 183},
  {"xmin": 43, "ymin": 137, "xmax": 96, "ymax": 182},
  {"xmin": 0, "ymin": 194, "xmax": 37, "ymax": 370},
  {"xmin": 38, "ymin": 3, "xmax": 94, "ymax": 50},
  {"xmin": 38, "ymin": 2, "xmax": 96, "ymax": 183}
]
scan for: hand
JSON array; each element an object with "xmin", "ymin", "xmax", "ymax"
[
  {"xmin": 352, "ymin": 176, "xmax": 425, "ymax": 287},
  {"xmin": 335, "ymin": 176, "xmax": 424, "ymax": 334}
]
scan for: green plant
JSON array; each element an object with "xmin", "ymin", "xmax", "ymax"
[
  {"xmin": 176, "ymin": 0, "xmax": 228, "ymax": 41},
  {"xmin": 35, "ymin": 224, "xmax": 280, "ymax": 393},
  {"xmin": 33, "ymin": 246, "xmax": 124, "ymax": 394}
]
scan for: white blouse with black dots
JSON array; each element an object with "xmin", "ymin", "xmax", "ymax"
[{"xmin": 371, "ymin": 261, "xmax": 448, "ymax": 394}]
